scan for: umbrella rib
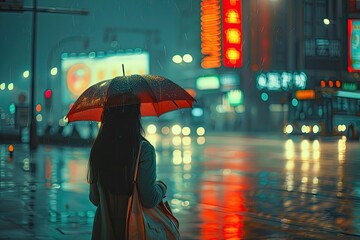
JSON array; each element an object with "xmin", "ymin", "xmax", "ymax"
[
  {"xmin": 104, "ymin": 79, "xmax": 113, "ymax": 106},
  {"xmin": 141, "ymin": 75, "xmax": 159, "ymax": 102},
  {"xmin": 172, "ymin": 100, "xmax": 179, "ymax": 109}
]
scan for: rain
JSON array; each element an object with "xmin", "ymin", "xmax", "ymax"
[{"xmin": 1, "ymin": 0, "xmax": 360, "ymax": 239}]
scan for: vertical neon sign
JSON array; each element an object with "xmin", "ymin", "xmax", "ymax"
[
  {"xmin": 348, "ymin": 19, "xmax": 360, "ymax": 72},
  {"xmin": 222, "ymin": 0, "xmax": 242, "ymax": 68},
  {"xmin": 201, "ymin": 0, "xmax": 222, "ymax": 69}
]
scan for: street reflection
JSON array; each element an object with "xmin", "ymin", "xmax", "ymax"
[
  {"xmin": 197, "ymin": 136, "xmax": 206, "ymax": 145},
  {"xmin": 281, "ymin": 137, "xmax": 360, "ymax": 236},
  {"xmin": 160, "ymin": 134, "xmax": 203, "ymax": 217},
  {"xmin": 284, "ymin": 139, "xmax": 295, "ymax": 192},
  {"xmin": 337, "ymin": 137, "xmax": 346, "ymax": 197},
  {"xmin": 199, "ymin": 173, "xmax": 247, "ymax": 239},
  {"xmin": 198, "ymin": 145, "xmax": 249, "ymax": 239},
  {"xmin": 284, "ymin": 139, "xmax": 321, "ymax": 194},
  {"xmin": 1, "ymin": 133, "xmax": 360, "ymax": 238},
  {"xmin": 62, "ymin": 159, "xmax": 88, "ymax": 193}
]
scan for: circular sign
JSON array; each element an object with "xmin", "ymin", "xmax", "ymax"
[{"xmin": 66, "ymin": 63, "xmax": 91, "ymax": 98}]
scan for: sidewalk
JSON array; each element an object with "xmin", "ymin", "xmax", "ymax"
[{"xmin": 0, "ymin": 143, "xmax": 92, "ymax": 240}]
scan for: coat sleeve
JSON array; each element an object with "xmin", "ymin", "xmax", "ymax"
[{"xmin": 137, "ymin": 141, "xmax": 167, "ymax": 208}]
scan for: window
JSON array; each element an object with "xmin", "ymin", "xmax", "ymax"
[{"xmin": 303, "ymin": 0, "xmax": 328, "ymax": 38}]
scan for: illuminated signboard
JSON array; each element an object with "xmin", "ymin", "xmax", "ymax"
[
  {"xmin": 256, "ymin": 72, "xmax": 307, "ymax": 91},
  {"xmin": 201, "ymin": 0, "xmax": 242, "ymax": 69},
  {"xmin": 222, "ymin": 0, "xmax": 242, "ymax": 67},
  {"xmin": 295, "ymin": 90, "xmax": 315, "ymax": 100},
  {"xmin": 342, "ymin": 82, "xmax": 358, "ymax": 91},
  {"xmin": 226, "ymin": 89, "xmax": 243, "ymax": 106},
  {"xmin": 61, "ymin": 52, "xmax": 149, "ymax": 105},
  {"xmin": 336, "ymin": 90, "xmax": 360, "ymax": 99},
  {"xmin": 348, "ymin": 19, "xmax": 360, "ymax": 72},
  {"xmin": 196, "ymin": 75, "xmax": 220, "ymax": 90},
  {"xmin": 200, "ymin": 0, "xmax": 221, "ymax": 69},
  {"xmin": 220, "ymin": 74, "xmax": 240, "ymax": 91}
]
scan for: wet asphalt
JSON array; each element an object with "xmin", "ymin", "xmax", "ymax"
[{"xmin": 1, "ymin": 132, "xmax": 360, "ymax": 239}]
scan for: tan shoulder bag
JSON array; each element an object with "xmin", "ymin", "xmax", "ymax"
[{"xmin": 126, "ymin": 140, "xmax": 180, "ymax": 239}]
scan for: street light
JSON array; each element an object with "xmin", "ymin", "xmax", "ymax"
[
  {"xmin": 172, "ymin": 54, "xmax": 193, "ymax": 64},
  {"xmin": 8, "ymin": 83, "xmax": 14, "ymax": 91},
  {"xmin": 23, "ymin": 70, "xmax": 30, "ymax": 78},
  {"xmin": 183, "ymin": 54, "xmax": 193, "ymax": 63},
  {"xmin": 50, "ymin": 67, "xmax": 58, "ymax": 76},
  {"xmin": 172, "ymin": 55, "xmax": 182, "ymax": 64}
]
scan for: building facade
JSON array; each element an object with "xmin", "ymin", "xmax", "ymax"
[{"xmin": 194, "ymin": 0, "xmax": 355, "ymax": 133}]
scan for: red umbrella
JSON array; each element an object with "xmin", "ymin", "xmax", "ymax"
[{"xmin": 66, "ymin": 74, "xmax": 196, "ymax": 122}]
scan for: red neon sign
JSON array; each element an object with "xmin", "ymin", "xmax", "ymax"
[{"xmin": 222, "ymin": 0, "xmax": 242, "ymax": 68}]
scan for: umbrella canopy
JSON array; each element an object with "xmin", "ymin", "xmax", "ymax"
[{"xmin": 66, "ymin": 74, "xmax": 196, "ymax": 122}]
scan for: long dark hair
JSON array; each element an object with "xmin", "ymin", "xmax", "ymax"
[{"xmin": 88, "ymin": 104, "xmax": 144, "ymax": 195}]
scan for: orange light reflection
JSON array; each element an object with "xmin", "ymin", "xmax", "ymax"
[{"xmin": 200, "ymin": 152, "xmax": 248, "ymax": 239}]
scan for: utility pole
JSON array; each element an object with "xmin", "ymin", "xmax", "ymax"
[
  {"xmin": 1, "ymin": 1, "xmax": 89, "ymax": 150},
  {"xmin": 29, "ymin": 0, "xmax": 38, "ymax": 150}
]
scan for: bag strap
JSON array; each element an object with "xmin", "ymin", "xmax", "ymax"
[{"xmin": 133, "ymin": 140, "xmax": 145, "ymax": 183}]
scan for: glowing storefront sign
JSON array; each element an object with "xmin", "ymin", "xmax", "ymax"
[
  {"xmin": 295, "ymin": 90, "xmax": 315, "ymax": 100},
  {"xmin": 348, "ymin": 19, "xmax": 360, "ymax": 72},
  {"xmin": 196, "ymin": 75, "xmax": 220, "ymax": 90},
  {"xmin": 200, "ymin": 0, "xmax": 221, "ymax": 69},
  {"xmin": 226, "ymin": 89, "xmax": 243, "ymax": 106},
  {"xmin": 222, "ymin": 0, "xmax": 242, "ymax": 68},
  {"xmin": 257, "ymin": 72, "xmax": 307, "ymax": 91},
  {"xmin": 220, "ymin": 74, "xmax": 240, "ymax": 91},
  {"xmin": 61, "ymin": 52, "xmax": 149, "ymax": 105},
  {"xmin": 342, "ymin": 82, "xmax": 358, "ymax": 91},
  {"xmin": 336, "ymin": 90, "xmax": 360, "ymax": 99}
]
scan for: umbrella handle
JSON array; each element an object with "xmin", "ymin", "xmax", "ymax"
[{"xmin": 122, "ymin": 64, "xmax": 125, "ymax": 76}]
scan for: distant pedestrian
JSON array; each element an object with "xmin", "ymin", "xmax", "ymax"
[{"xmin": 87, "ymin": 104, "xmax": 167, "ymax": 240}]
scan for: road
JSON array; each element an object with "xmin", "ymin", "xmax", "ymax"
[{"xmin": 0, "ymin": 133, "xmax": 360, "ymax": 239}]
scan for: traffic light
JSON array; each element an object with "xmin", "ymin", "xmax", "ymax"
[
  {"xmin": 44, "ymin": 89, "xmax": 52, "ymax": 109},
  {"xmin": 44, "ymin": 89, "xmax": 52, "ymax": 99},
  {"xmin": 8, "ymin": 144, "xmax": 14, "ymax": 158},
  {"xmin": 320, "ymin": 80, "xmax": 341, "ymax": 89}
]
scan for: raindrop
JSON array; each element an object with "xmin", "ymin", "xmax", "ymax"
[
  {"xmin": 163, "ymin": 46, "xmax": 167, "ymax": 56},
  {"xmin": 156, "ymin": 59, "xmax": 164, "ymax": 70}
]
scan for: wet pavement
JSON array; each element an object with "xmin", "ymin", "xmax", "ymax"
[{"xmin": 1, "ymin": 132, "xmax": 360, "ymax": 239}]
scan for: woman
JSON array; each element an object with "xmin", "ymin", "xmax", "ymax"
[{"xmin": 88, "ymin": 104, "xmax": 167, "ymax": 240}]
